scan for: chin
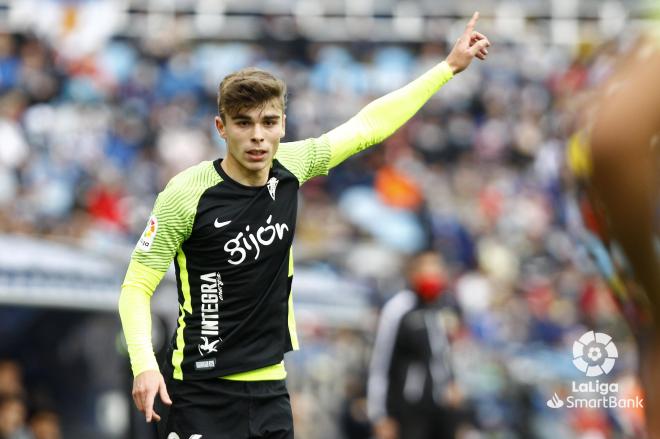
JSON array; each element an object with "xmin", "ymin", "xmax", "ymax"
[{"xmin": 243, "ymin": 160, "xmax": 271, "ymax": 172}]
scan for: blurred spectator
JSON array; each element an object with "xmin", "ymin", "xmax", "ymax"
[
  {"xmin": 0, "ymin": 362, "xmax": 23, "ymax": 399},
  {"xmin": 28, "ymin": 411, "xmax": 61, "ymax": 439},
  {"xmin": 0, "ymin": 395, "xmax": 31, "ymax": 439},
  {"xmin": 339, "ymin": 375, "xmax": 371, "ymax": 439}
]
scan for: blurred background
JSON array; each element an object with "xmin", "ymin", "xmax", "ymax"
[{"xmin": 0, "ymin": 0, "xmax": 656, "ymax": 438}]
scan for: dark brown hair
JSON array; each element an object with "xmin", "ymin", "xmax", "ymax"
[{"xmin": 217, "ymin": 68, "xmax": 287, "ymax": 121}]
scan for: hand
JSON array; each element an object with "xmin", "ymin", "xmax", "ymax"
[
  {"xmin": 373, "ymin": 416, "xmax": 399, "ymax": 439},
  {"xmin": 445, "ymin": 11, "xmax": 491, "ymax": 75},
  {"xmin": 132, "ymin": 369, "xmax": 172, "ymax": 423},
  {"xmin": 442, "ymin": 381, "xmax": 465, "ymax": 408}
]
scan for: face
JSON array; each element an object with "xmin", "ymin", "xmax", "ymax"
[
  {"xmin": 408, "ymin": 252, "xmax": 447, "ymax": 302},
  {"xmin": 0, "ymin": 400, "xmax": 25, "ymax": 436},
  {"xmin": 215, "ymin": 99, "xmax": 286, "ymax": 183},
  {"xmin": 30, "ymin": 413, "xmax": 61, "ymax": 439}
]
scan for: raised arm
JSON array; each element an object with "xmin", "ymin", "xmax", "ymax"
[{"xmin": 326, "ymin": 11, "xmax": 490, "ymax": 168}]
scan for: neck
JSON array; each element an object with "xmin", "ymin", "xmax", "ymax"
[{"xmin": 220, "ymin": 156, "xmax": 270, "ymax": 186}]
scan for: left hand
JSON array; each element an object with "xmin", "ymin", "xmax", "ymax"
[
  {"xmin": 132, "ymin": 369, "xmax": 172, "ymax": 423},
  {"xmin": 445, "ymin": 11, "xmax": 491, "ymax": 75}
]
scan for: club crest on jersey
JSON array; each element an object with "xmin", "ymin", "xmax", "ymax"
[
  {"xmin": 136, "ymin": 215, "xmax": 158, "ymax": 252},
  {"xmin": 267, "ymin": 177, "xmax": 279, "ymax": 201},
  {"xmin": 198, "ymin": 337, "xmax": 220, "ymax": 356}
]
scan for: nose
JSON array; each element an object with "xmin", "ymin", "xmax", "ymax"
[{"xmin": 251, "ymin": 124, "xmax": 265, "ymax": 143}]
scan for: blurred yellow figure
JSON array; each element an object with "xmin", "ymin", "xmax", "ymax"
[{"xmin": 575, "ymin": 10, "xmax": 660, "ymax": 436}]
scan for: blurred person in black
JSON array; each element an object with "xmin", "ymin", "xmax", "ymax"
[{"xmin": 367, "ymin": 250, "xmax": 465, "ymax": 439}]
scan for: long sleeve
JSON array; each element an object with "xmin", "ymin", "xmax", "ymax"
[
  {"xmin": 367, "ymin": 290, "xmax": 416, "ymax": 421},
  {"xmin": 118, "ymin": 165, "xmax": 203, "ymax": 376},
  {"xmin": 326, "ymin": 61, "xmax": 454, "ymax": 169},
  {"xmin": 118, "ymin": 259, "xmax": 166, "ymax": 376}
]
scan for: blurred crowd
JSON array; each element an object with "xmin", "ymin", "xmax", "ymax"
[
  {"xmin": 0, "ymin": 8, "xmax": 649, "ymax": 439},
  {"xmin": 0, "ymin": 360, "xmax": 61, "ymax": 439}
]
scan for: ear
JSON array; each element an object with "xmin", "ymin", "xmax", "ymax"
[
  {"xmin": 281, "ymin": 113, "xmax": 286, "ymax": 138},
  {"xmin": 215, "ymin": 116, "xmax": 227, "ymax": 139}
]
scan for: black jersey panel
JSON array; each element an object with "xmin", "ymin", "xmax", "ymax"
[{"xmin": 170, "ymin": 159, "xmax": 301, "ymax": 379}]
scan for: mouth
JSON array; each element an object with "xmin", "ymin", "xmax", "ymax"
[{"xmin": 246, "ymin": 149, "xmax": 268, "ymax": 161}]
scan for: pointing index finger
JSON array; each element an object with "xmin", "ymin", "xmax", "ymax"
[{"xmin": 464, "ymin": 11, "xmax": 480, "ymax": 37}]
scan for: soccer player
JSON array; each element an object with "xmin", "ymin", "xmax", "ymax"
[
  {"xmin": 571, "ymin": 18, "xmax": 660, "ymax": 437},
  {"xmin": 118, "ymin": 12, "xmax": 490, "ymax": 439}
]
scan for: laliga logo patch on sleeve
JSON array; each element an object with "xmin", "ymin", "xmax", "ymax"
[{"xmin": 137, "ymin": 215, "xmax": 158, "ymax": 252}]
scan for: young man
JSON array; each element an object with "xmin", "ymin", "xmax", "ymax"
[{"xmin": 119, "ymin": 12, "xmax": 490, "ymax": 439}]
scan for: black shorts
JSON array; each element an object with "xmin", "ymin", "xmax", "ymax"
[{"xmin": 159, "ymin": 377, "xmax": 294, "ymax": 439}]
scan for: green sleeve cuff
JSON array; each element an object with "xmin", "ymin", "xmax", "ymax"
[{"xmin": 123, "ymin": 259, "xmax": 165, "ymax": 296}]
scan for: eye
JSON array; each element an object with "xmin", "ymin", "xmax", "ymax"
[
  {"xmin": 264, "ymin": 120, "xmax": 276, "ymax": 127},
  {"xmin": 237, "ymin": 121, "xmax": 250, "ymax": 127}
]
